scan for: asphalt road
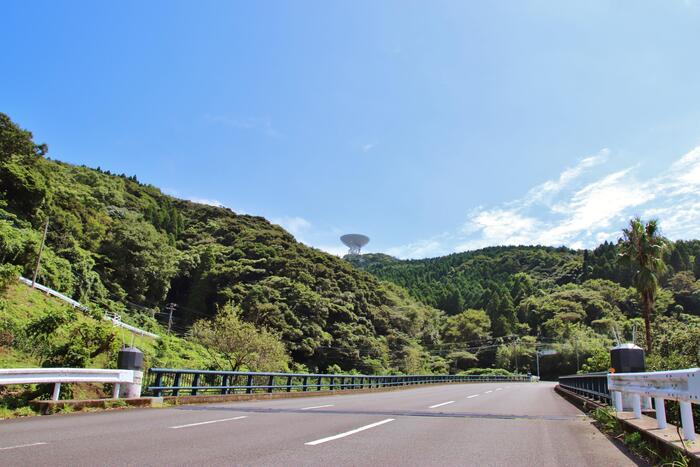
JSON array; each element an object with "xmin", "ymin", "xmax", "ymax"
[{"xmin": 0, "ymin": 382, "xmax": 644, "ymax": 466}]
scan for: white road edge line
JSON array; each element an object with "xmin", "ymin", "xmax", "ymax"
[
  {"xmin": 484, "ymin": 390, "xmax": 493, "ymax": 394},
  {"xmin": 0, "ymin": 442, "xmax": 48, "ymax": 451},
  {"xmin": 428, "ymin": 401, "xmax": 455, "ymax": 409},
  {"xmin": 467, "ymin": 394, "xmax": 479, "ymax": 398},
  {"xmin": 169, "ymin": 416, "xmax": 247, "ymax": 429},
  {"xmin": 301, "ymin": 404, "xmax": 334, "ymax": 410},
  {"xmin": 305, "ymin": 419, "xmax": 395, "ymax": 446}
]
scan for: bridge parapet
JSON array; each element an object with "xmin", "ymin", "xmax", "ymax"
[
  {"xmin": 559, "ymin": 368, "xmax": 699, "ymax": 442},
  {"xmin": 146, "ymin": 368, "xmax": 532, "ymax": 397}
]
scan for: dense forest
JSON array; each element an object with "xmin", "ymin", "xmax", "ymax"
[
  {"xmin": 1, "ymin": 113, "xmax": 698, "ymax": 380},
  {"xmin": 348, "ymin": 241, "xmax": 700, "ymax": 374},
  {"xmin": 0, "ymin": 113, "xmax": 443, "ymax": 375}
]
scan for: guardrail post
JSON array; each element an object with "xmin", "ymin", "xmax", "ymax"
[
  {"xmin": 112, "ymin": 383, "xmax": 120, "ymax": 399},
  {"xmin": 52, "ymin": 382, "xmax": 61, "ymax": 401},
  {"xmin": 654, "ymin": 398, "xmax": 667, "ymax": 429},
  {"xmin": 631, "ymin": 393, "xmax": 642, "ymax": 419},
  {"xmin": 329, "ymin": 376, "xmax": 335, "ymax": 391},
  {"xmin": 192, "ymin": 373, "xmax": 200, "ymax": 395},
  {"xmin": 173, "ymin": 372, "xmax": 181, "ymax": 396},
  {"xmin": 613, "ymin": 391, "xmax": 623, "ymax": 412},
  {"xmin": 286, "ymin": 375, "xmax": 292, "ymax": 392},
  {"xmin": 302, "ymin": 375, "xmax": 308, "ymax": 391},
  {"xmin": 317, "ymin": 376, "xmax": 322, "ymax": 391},
  {"xmin": 246, "ymin": 374, "xmax": 254, "ymax": 394},
  {"xmin": 267, "ymin": 375, "xmax": 274, "ymax": 393},
  {"xmin": 153, "ymin": 371, "xmax": 163, "ymax": 397},
  {"xmin": 680, "ymin": 401, "xmax": 696, "ymax": 441},
  {"xmin": 222, "ymin": 375, "xmax": 229, "ymax": 395}
]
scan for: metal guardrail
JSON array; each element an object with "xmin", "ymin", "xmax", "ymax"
[
  {"xmin": 608, "ymin": 368, "xmax": 699, "ymax": 441},
  {"xmin": 0, "ymin": 368, "xmax": 137, "ymax": 401},
  {"xmin": 19, "ymin": 276, "xmax": 88, "ymax": 311},
  {"xmin": 147, "ymin": 368, "xmax": 531, "ymax": 397},
  {"xmin": 104, "ymin": 312, "xmax": 160, "ymax": 339},
  {"xmin": 558, "ymin": 372, "xmax": 610, "ymax": 403}
]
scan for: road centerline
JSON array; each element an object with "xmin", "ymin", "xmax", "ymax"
[
  {"xmin": 305, "ymin": 419, "xmax": 395, "ymax": 446},
  {"xmin": 428, "ymin": 401, "xmax": 455, "ymax": 409},
  {"xmin": 301, "ymin": 404, "xmax": 334, "ymax": 410},
  {"xmin": 169, "ymin": 415, "xmax": 247, "ymax": 429},
  {"xmin": 467, "ymin": 394, "xmax": 479, "ymax": 398},
  {"xmin": 484, "ymin": 390, "xmax": 493, "ymax": 394},
  {"xmin": 0, "ymin": 442, "xmax": 48, "ymax": 451}
]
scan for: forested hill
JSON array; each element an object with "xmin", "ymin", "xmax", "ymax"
[
  {"xmin": 347, "ymin": 247, "xmax": 583, "ymax": 314},
  {"xmin": 0, "ymin": 113, "xmax": 441, "ymax": 374},
  {"xmin": 1, "ymin": 113, "xmax": 698, "ymax": 378}
]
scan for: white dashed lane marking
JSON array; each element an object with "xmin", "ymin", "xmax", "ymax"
[
  {"xmin": 305, "ymin": 419, "xmax": 395, "ymax": 446},
  {"xmin": 0, "ymin": 442, "xmax": 48, "ymax": 451},
  {"xmin": 429, "ymin": 401, "xmax": 455, "ymax": 409},
  {"xmin": 169, "ymin": 416, "xmax": 247, "ymax": 429}
]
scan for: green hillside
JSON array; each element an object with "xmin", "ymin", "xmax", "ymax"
[
  {"xmin": 1, "ymin": 112, "xmax": 698, "ymax": 380},
  {"xmin": 0, "ymin": 113, "xmax": 442, "ymax": 374},
  {"xmin": 347, "ymin": 244, "xmax": 700, "ymax": 373}
]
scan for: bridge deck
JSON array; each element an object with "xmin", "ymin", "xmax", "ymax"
[{"xmin": 0, "ymin": 382, "xmax": 644, "ymax": 466}]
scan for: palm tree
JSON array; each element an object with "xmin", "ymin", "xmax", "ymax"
[{"xmin": 618, "ymin": 218, "xmax": 668, "ymax": 352}]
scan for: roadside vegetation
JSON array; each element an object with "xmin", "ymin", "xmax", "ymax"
[{"xmin": 0, "ymin": 111, "xmax": 698, "ymax": 390}]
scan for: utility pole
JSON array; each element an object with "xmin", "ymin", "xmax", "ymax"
[
  {"xmin": 31, "ymin": 217, "xmax": 49, "ymax": 288},
  {"xmin": 166, "ymin": 303, "xmax": 177, "ymax": 334}
]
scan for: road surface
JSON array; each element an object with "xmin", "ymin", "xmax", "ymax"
[{"xmin": 0, "ymin": 381, "xmax": 644, "ymax": 466}]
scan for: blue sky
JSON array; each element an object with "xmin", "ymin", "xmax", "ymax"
[{"xmin": 3, "ymin": 1, "xmax": 700, "ymax": 258}]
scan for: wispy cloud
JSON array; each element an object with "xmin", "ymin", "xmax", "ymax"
[
  {"xmin": 162, "ymin": 188, "xmax": 246, "ymax": 212},
  {"xmin": 385, "ymin": 235, "xmax": 447, "ymax": 259},
  {"xmin": 188, "ymin": 197, "xmax": 226, "ymax": 208},
  {"xmin": 204, "ymin": 114, "xmax": 280, "ymax": 138},
  {"xmin": 386, "ymin": 145, "xmax": 700, "ymax": 257},
  {"xmin": 524, "ymin": 148, "xmax": 609, "ymax": 205},
  {"xmin": 362, "ymin": 143, "xmax": 376, "ymax": 152},
  {"xmin": 272, "ymin": 216, "xmax": 312, "ymax": 239}
]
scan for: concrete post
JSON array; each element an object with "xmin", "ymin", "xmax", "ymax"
[
  {"xmin": 613, "ymin": 391, "xmax": 623, "ymax": 412},
  {"xmin": 120, "ymin": 371, "xmax": 143, "ymax": 398},
  {"xmin": 52, "ymin": 382, "xmax": 61, "ymax": 401},
  {"xmin": 610, "ymin": 343, "xmax": 645, "ymax": 411},
  {"xmin": 654, "ymin": 397, "xmax": 667, "ymax": 429},
  {"xmin": 680, "ymin": 401, "xmax": 696, "ymax": 441},
  {"xmin": 117, "ymin": 346, "xmax": 144, "ymax": 399},
  {"xmin": 631, "ymin": 394, "xmax": 642, "ymax": 419}
]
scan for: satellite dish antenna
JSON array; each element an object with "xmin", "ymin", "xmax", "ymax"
[{"xmin": 340, "ymin": 234, "xmax": 370, "ymax": 255}]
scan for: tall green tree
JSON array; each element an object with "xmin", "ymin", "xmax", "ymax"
[{"xmin": 618, "ymin": 218, "xmax": 668, "ymax": 352}]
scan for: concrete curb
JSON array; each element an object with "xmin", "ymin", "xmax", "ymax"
[
  {"xmin": 31, "ymin": 397, "xmax": 163, "ymax": 415},
  {"xmin": 555, "ymin": 384, "xmax": 699, "ymax": 465}
]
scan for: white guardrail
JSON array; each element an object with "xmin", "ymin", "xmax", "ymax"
[
  {"xmin": 608, "ymin": 368, "xmax": 700, "ymax": 441},
  {"xmin": 18, "ymin": 277, "xmax": 160, "ymax": 339},
  {"xmin": 18, "ymin": 276, "xmax": 88, "ymax": 311},
  {"xmin": 0, "ymin": 368, "xmax": 138, "ymax": 401}
]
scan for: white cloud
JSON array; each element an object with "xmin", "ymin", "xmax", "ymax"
[
  {"xmin": 272, "ymin": 216, "xmax": 312, "ymax": 238},
  {"xmin": 524, "ymin": 148, "xmax": 609, "ymax": 205},
  {"xmin": 188, "ymin": 197, "xmax": 226, "ymax": 208},
  {"xmin": 385, "ymin": 237, "xmax": 446, "ymax": 259},
  {"xmin": 315, "ymin": 245, "xmax": 349, "ymax": 257},
  {"xmin": 362, "ymin": 143, "xmax": 376, "ymax": 152},
  {"xmin": 426, "ymin": 144, "xmax": 700, "ymax": 255}
]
